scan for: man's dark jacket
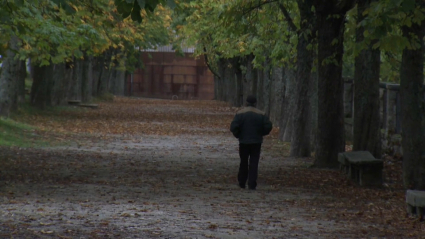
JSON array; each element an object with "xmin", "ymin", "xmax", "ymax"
[{"xmin": 230, "ymin": 106, "xmax": 273, "ymax": 144}]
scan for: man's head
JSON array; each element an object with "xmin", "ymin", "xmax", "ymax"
[{"xmin": 246, "ymin": 95, "xmax": 257, "ymax": 106}]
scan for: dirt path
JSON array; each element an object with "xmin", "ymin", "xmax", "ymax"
[{"xmin": 0, "ymin": 97, "xmax": 420, "ymax": 238}]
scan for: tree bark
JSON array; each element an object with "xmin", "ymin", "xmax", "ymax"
[
  {"xmin": 353, "ymin": 0, "xmax": 381, "ymax": 158},
  {"xmin": 313, "ymin": 1, "xmax": 354, "ymax": 167},
  {"xmin": 16, "ymin": 60, "xmax": 27, "ymax": 105},
  {"xmin": 69, "ymin": 59, "xmax": 82, "ymax": 100},
  {"xmin": 81, "ymin": 55, "xmax": 93, "ymax": 102},
  {"xmin": 0, "ymin": 36, "xmax": 20, "ymax": 117},
  {"xmin": 400, "ymin": 13, "xmax": 425, "ymax": 189},
  {"xmin": 262, "ymin": 57, "xmax": 272, "ymax": 116},
  {"xmin": 51, "ymin": 63, "xmax": 68, "ymax": 106},
  {"xmin": 280, "ymin": 68, "xmax": 296, "ymax": 142},
  {"xmin": 96, "ymin": 49, "xmax": 113, "ymax": 97},
  {"xmin": 256, "ymin": 68, "xmax": 264, "ymax": 110},
  {"xmin": 290, "ymin": 0, "xmax": 315, "ymax": 157},
  {"xmin": 97, "ymin": 66, "xmax": 111, "ymax": 97},
  {"xmin": 92, "ymin": 56, "xmax": 104, "ymax": 97},
  {"xmin": 215, "ymin": 58, "xmax": 226, "ymax": 101},
  {"xmin": 269, "ymin": 67, "xmax": 285, "ymax": 125},
  {"xmin": 31, "ymin": 63, "xmax": 54, "ymax": 109},
  {"xmin": 231, "ymin": 57, "xmax": 244, "ymax": 107},
  {"xmin": 223, "ymin": 58, "xmax": 236, "ymax": 103},
  {"xmin": 243, "ymin": 54, "xmax": 256, "ymax": 99},
  {"xmin": 110, "ymin": 69, "xmax": 126, "ymax": 96},
  {"xmin": 309, "ymin": 69, "xmax": 319, "ymax": 151}
]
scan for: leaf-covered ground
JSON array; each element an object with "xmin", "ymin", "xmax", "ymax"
[{"xmin": 0, "ymin": 97, "xmax": 422, "ymax": 238}]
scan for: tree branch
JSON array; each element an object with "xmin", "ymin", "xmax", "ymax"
[
  {"xmin": 242, "ymin": 0, "xmax": 279, "ymax": 16},
  {"xmin": 203, "ymin": 47, "xmax": 221, "ymax": 79},
  {"xmin": 277, "ymin": 2, "xmax": 298, "ymax": 32},
  {"xmin": 336, "ymin": 0, "xmax": 357, "ymax": 13}
]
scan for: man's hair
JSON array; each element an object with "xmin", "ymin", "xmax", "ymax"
[{"xmin": 246, "ymin": 95, "xmax": 257, "ymax": 106}]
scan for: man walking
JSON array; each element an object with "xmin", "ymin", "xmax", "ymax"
[{"xmin": 230, "ymin": 95, "xmax": 273, "ymax": 190}]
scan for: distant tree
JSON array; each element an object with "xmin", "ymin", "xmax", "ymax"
[
  {"xmin": 313, "ymin": 0, "xmax": 355, "ymax": 168},
  {"xmin": 399, "ymin": 0, "xmax": 425, "ymax": 189},
  {"xmin": 353, "ymin": 0, "xmax": 381, "ymax": 158}
]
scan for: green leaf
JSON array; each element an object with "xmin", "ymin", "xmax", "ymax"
[
  {"xmin": 17, "ymin": 23, "xmax": 26, "ymax": 34},
  {"xmin": 375, "ymin": 25, "xmax": 387, "ymax": 37},
  {"xmin": 131, "ymin": 1, "xmax": 143, "ymax": 22},
  {"xmin": 137, "ymin": 0, "xmax": 145, "ymax": 9},
  {"xmin": 167, "ymin": 0, "xmax": 176, "ymax": 9},
  {"xmin": 145, "ymin": 0, "xmax": 157, "ymax": 12},
  {"xmin": 402, "ymin": 0, "xmax": 415, "ymax": 12},
  {"xmin": 116, "ymin": 0, "xmax": 133, "ymax": 18},
  {"xmin": 51, "ymin": 0, "xmax": 76, "ymax": 14},
  {"xmin": 0, "ymin": 9, "xmax": 12, "ymax": 24}
]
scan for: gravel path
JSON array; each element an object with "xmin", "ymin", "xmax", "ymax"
[{"xmin": 0, "ymin": 98, "xmax": 411, "ymax": 238}]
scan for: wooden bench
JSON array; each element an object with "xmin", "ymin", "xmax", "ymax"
[
  {"xmin": 406, "ymin": 190, "xmax": 425, "ymax": 221},
  {"xmin": 338, "ymin": 151, "xmax": 383, "ymax": 187},
  {"xmin": 68, "ymin": 100, "xmax": 81, "ymax": 105},
  {"xmin": 77, "ymin": 104, "xmax": 98, "ymax": 109}
]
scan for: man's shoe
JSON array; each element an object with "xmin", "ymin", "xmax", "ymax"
[
  {"xmin": 239, "ymin": 184, "xmax": 246, "ymax": 189},
  {"xmin": 248, "ymin": 187, "xmax": 256, "ymax": 190}
]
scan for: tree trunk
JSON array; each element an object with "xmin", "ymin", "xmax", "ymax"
[
  {"xmin": 353, "ymin": 0, "xmax": 381, "ymax": 158},
  {"xmin": 251, "ymin": 68, "xmax": 258, "ymax": 98},
  {"xmin": 243, "ymin": 54, "xmax": 256, "ymax": 99},
  {"xmin": 262, "ymin": 58, "xmax": 272, "ymax": 116},
  {"xmin": 224, "ymin": 58, "xmax": 237, "ymax": 104},
  {"xmin": 290, "ymin": 0, "xmax": 315, "ymax": 157},
  {"xmin": 313, "ymin": 2, "xmax": 352, "ymax": 167},
  {"xmin": 31, "ymin": 63, "xmax": 54, "ymax": 109},
  {"xmin": 0, "ymin": 36, "xmax": 20, "ymax": 117},
  {"xmin": 256, "ymin": 69, "xmax": 264, "ymax": 110},
  {"xmin": 81, "ymin": 55, "xmax": 93, "ymax": 102},
  {"xmin": 232, "ymin": 57, "xmax": 243, "ymax": 107},
  {"xmin": 279, "ymin": 68, "xmax": 296, "ymax": 142},
  {"xmin": 309, "ymin": 69, "xmax": 319, "ymax": 151},
  {"xmin": 96, "ymin": 49, "xmax": 113, "ymax": 97},
  {"xmin": 277, "ymin": 68, "xmax": 288, "ymax": 134},
  {"xmin": 111, "ymin": 70, "xmax": 126, "ymax": 96},
  {"xmin": 92, "ymin": 56, "xmax": 104, "ymax": 97},
  {"xmin": 69, "ymin": 59, "xmax": 82, "ymax": 100},
  {"xmin": 97, "ymin": 65, "xmax": 111, "ymax": 96},
  {"xmin": 269, "ymin": 67, "xmax": 285, "ymax": 125},
  {"xmin": 400, "ymin": 14, "xmax": 425, "ymax": 189},
  {"xmin": 16, "ymin": 60, "xmax": 27, "ymax": 105},
  {"xmin": 51, "ymin": 63, "xmax": 68, "ymax": 106},
  {"xmin": 215, "ymin": 58, "xmax": 226, "ymax": 101}
]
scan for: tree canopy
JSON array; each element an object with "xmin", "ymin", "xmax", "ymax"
[{"xmin": 0, "ymin": 0, "xmax": 173, "ymax": 70}]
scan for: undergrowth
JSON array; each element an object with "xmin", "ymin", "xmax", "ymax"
[{"xmin": 0, "ymin": 118, "xmax": 47, "ymax": 147}]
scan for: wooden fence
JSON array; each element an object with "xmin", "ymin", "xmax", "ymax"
[{"xmin": 343, "ymin": 79, "xmax": 425, "ymax": 155}]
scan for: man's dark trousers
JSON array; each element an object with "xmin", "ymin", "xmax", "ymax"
[{"xmin": 238, "ymin": 143, "xmax": 262, "ymax": 189}]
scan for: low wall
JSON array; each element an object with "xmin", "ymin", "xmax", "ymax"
[
  {"xmin": 343, "ymin": 81, "xmax": 425, "ymax": 156},
  {"xmin": 344, "ymin": 118, "xmax": 403, "ymax": 156}
]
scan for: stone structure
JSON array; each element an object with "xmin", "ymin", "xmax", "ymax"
[
  {"xmin": 338, "ymin": 151, "xmax": 383, "ymax": 187},
  {"xmin": 343, "ymin": 81, "xmax": 425, "ymax": 156},
  {"xmin": 406, "ymin": 190, "xmax": 425, "ymax": 221}
]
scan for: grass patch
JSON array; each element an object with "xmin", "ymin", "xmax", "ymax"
[
  {"xmin": 12, "ymin": 102, "xmax": 85, "ymax": 118},
  {"xmin": 2, "ymin": 102, "xmax": 84, "ymax": 148},
  {"xmin": 25, "ymin": 78, "xmax": 32, "ymax": 90},
  {"xmin": 0, "ymin": 118, "xmax": 49, "ymax": 147}
]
